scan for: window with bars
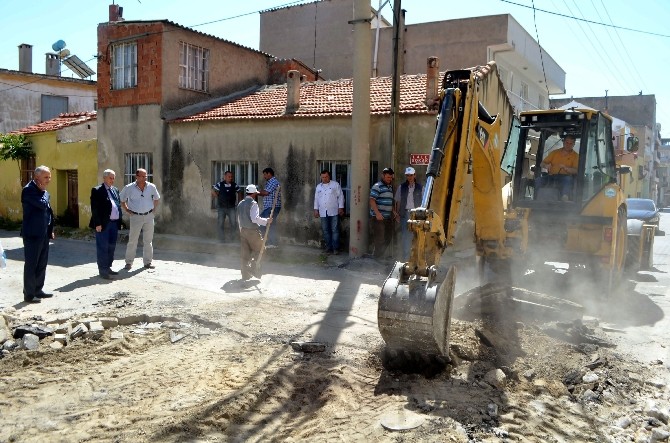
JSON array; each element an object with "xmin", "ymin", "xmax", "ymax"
[
  {"xmin": 317, "ymin": 161, "xmax": 379, "ymax": 215},
  {"xmin": 111, "ymin": 42, "xmax": 137, "ymax": 89},
  {"xmin": 124, "ymin": 153, "xmax": 153, "ymax": 185},
  {"xmin": 179, "ymin": 42, "xmax": 209, "ymax": 92},
  {"xmin": 211, "ymin": 161, "xmax": 258, "ymax": 208}
]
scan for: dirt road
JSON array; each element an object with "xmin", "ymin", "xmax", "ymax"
[{"xmin": 1, "ymin": 228, "xmax": 670, "ymax": 442}]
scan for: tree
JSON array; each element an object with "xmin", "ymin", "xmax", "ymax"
[{"xmin": 0, "ymin": 133, "xmax": 33, "ymax": 178}]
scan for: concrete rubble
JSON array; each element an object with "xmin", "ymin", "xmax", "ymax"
[{"xmin": 0, "ymin": 309, "xmax": 217, "ymax": 359}]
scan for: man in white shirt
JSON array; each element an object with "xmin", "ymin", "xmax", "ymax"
[
  {"xmin": 119, "ymin": 168, "xmax": 161, "ymax": 270},
  {"xmin": 394, "ymin": 166, "xmax": 423, "ymax": 261},
  {"xmin": 313, "ymin": 170, "xmax": 345, "ymax": 254},
  {"xmin": 237, "ymin": 184, "xmax": 271, "ymax": 280}
]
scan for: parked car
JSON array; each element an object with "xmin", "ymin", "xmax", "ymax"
[{"xmin": 626, "ymin": 198, "xmax": 660, "ymax": 226}]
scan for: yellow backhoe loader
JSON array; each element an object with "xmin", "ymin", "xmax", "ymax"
[{"xmin": 378, "ymin": 63, "xmax": 646, "ymax": 357}]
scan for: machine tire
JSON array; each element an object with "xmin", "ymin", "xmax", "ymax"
[
  {"xmin": 626, "ymin": 236, "xmax": 641, "ymax": 272},
  {"xmin": 607, "ymin": 208, "xmax": 627, "ymax": 295}
]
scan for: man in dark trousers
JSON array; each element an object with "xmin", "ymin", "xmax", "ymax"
[
  {"xmin": 211, "ymin": 170, "xmax": 241, "ymax": 243},
  {"xmin": 21, "ymin": 165, "xmax": 54, "ymax": 303},
  {"xmin": 237, "ymin": 184, "xmax": 271, "ymax": 280},
  {"xmin": 394, "ymin": 166, "xmax": 423, "ymax": 261},
  {"xmin": 89, "ymin": 169, "xmax": 122, "ymax": 280}
]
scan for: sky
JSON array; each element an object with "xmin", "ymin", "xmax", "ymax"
[{"xmin": 1, "ymin": 0, "xmax": 668, "ymax": 135}]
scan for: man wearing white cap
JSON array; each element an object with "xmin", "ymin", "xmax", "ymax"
[
  {"xmin": 237, "ymin": 184, "xmax": 272, "ymax": 280},
  {"xmin": 394, "ymin": 166, "xmax": 423, "ymax": 261}
]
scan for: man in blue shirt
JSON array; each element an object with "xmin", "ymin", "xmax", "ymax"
[
  {"xmin": 369, "ymin": 167, "xmax": 397, "ymax": 259},
  {"xmin": 258, "ymin": 167, "xmax": 281, "ymax": 248}
]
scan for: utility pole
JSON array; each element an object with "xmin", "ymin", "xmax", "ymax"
[
  {"xmin": 348, "ymin": 0, "xmax": 373, "ymax": 257},
  {"xmin": 390, "ymin": 0, "xmax": 404, "ymax": 172}
]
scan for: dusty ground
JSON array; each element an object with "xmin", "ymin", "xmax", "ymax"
[{"xmin": 1, "ymin": 230, "xmax": 670, "ymax": 442}]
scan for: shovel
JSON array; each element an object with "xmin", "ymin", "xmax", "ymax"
[{"xmin": 254, "ymin": 185, "xmax": 280, "ymax": 278}]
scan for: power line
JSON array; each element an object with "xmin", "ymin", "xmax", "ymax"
[{"xmin": 500, "ymin": 0, "xmax": 670, "ymax": 38}]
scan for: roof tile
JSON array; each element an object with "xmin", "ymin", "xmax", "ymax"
[
  {"xmin": 175, "ymin": 73, "xmax": 441, "ymax": 123},
  {"xmin": 10, "ymin": 111, "xmax": 97, "ymax": 135}
]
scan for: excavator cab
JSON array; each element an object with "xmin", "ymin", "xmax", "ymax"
[
  {"xmin": 503, "ymin": 109, "xmax": 619, "ymax": 208},
  {"xmin": 501, "ymin": 108, "xmax": 628, "ymax": 286}
]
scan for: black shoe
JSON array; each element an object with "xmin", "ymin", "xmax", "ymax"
[
  {"xmin": 24, "ymin": 296, "xmax": 41, "ymax": 303},
  {"xmin": 36, "ymin": 292, "xmax": 53, "ymax": 298},
  {"xmin": 144, "ymin": 263, "xmax": 155, "ymax": 269},
  {"xmin": 108, "ymin": 270, "xmax": 119, "ymax": 275},
  {"xmin": 100, "ymin": 274, "xmax": 117, "ymax": 280}
]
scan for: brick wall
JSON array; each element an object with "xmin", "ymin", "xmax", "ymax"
[{"xmin": 97, "ymin": 22, "xmax": 164, "ymax": 109}]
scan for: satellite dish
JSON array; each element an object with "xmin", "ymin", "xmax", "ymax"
[{"xmin": 52, "ymin": 40, "xmax": 66, "ymax": 52}]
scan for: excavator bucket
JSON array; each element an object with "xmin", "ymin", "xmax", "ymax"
[{"xmin": 378, "ymin": 263, "xmax": 455, "ymax": 357}]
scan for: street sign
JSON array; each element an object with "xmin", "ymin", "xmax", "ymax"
[{"xmin": 409, "ymin": 153, "xmax": 430, "ymax": 165}]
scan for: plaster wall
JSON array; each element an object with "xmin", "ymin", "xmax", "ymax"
[
  {"xmin": 96, "ymin": 104, "xmax": 166, "ymax": 190},
  {"xmin": 0, "ymin": 131, "xmax": 98, "ymax": 228},
  {"xmin": 166, "ymin": 113, "xmax": 437, "ymax": 245},
  {"xmin": 0, "ymin": 71, "xmax": 96, "ymax": 134}
]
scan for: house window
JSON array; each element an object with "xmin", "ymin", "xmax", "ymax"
[
  {"xmin": 124, "ymin": 153, "xmax": 153, "ymax": 185},
  {"xmin": 111, "ymin": 42, "xmax": 137, "ymax": 90},
  {"xmin": 179, "ymin": 42, "xmax": 209, "ymax": 92},
  {"xmin": 20, "ymin": 155, "xmax": 36, "ymax": 186},
  {"xmin": 317, "ymin": 161, "xmax": 379, "ymax": 215},
  {"xmin": 211, "ymin": 161, "xmax": 258, "ymax": 208}
]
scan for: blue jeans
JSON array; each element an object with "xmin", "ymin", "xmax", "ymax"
[
  {"xmin": 538, "ymin": 174, "xmax": 574, "ymax": 199},
  {"xmin": 217, "ymin": 207, "xmax": 238, "ymax": 242},
  {"xmin": 260, "ymin": 206, "xmax": 281, "ymax": 246},
  {"xmin": 95, "ymin": 220, "xmax": 118, "ymax": 276},
  {"xmin": 320, "ymin": 215, "xmax": 340, "ymax": 252}
]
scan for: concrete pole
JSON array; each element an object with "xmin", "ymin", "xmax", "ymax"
[{"xmin": 349, "ymin": 0, "xmax": 372, "ymax": 258}]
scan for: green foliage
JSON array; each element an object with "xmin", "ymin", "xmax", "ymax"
[{"xmin": 0, "ymin": 133, "xmax": 32, "ymax": 162}]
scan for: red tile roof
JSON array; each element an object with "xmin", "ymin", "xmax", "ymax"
[
  {"xmin": 10, "ymin": 112, "xmax": 97, "ymax": 135},
  {"xmin": 174, "ymin": 73, "xmax": 440, "ymax": 123}
]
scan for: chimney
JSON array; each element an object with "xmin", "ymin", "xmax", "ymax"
[
  {"xmin": 286, "ymin": 70, "xmax": 301, "ymax": 114},
  {"xmin": 425, "ymin": 56, "xmax": 439, "ymax": 108},
  {"xmin": 45, "ymin": 53, "xmax": 60, "ymax": 76},
  {"xmin": 18, "ymin": 43, "xmax": 33, "ymax": 73},
  {"xmin": 109, "ymin": 3, "xmax": 124, "ymax": 22}
]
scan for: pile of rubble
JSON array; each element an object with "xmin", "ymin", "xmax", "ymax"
[{"xmin": 0, "ymin": 310, "xmax": 213, "ymax": 357}]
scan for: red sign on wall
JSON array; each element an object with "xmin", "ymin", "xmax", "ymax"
[{"xmin": 409, "ymin": 153, "xmax": 430, "ymax": 165}]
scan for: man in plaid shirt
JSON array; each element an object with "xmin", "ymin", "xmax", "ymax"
[{"xmin": 258, "ymin": 167, "xmax": 282, "ymax": 248}]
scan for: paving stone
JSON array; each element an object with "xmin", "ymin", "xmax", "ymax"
[
  {"xmin": 70, "ymin": 323, "xmax": 88, "ymax": 339},
  {"xmin": 99, "ymin": 317, "xmax": 119, "ymax": 329},
  {"xmin": 89, "ymin": 321, "xmax": 105, "ymax": 333},
  {"xmin": 118, "ymin": 315, "xmax": 145, "ymax": 326},
  {"xmin": 53, "ymin": 334, "xmax": 67, "ymax": 345},
  {"xmin": 79, "ymin": 317, "xmax": 98, "ymax": 328}
]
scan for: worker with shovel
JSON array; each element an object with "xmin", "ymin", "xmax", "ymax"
[{"xmin": 237, "ymin": 184, "xmax": 273, "ymax": 280}]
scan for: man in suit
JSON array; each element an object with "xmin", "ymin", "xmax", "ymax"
[
  {"xmin": 89, "ymin": 169, "xmax": 122, "ymax": 280},
  {"xmin": 21, "ymin": 165, "xmax": 55, "ymax": 303}
]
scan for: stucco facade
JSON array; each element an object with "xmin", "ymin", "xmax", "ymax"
[
  {"xmin": 0, "ymin": 122, "xmax": 98, "ymax": 229},
  {"xmin": 0, "ymin": 69, "xmax": 96, "ymax": 134}
]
